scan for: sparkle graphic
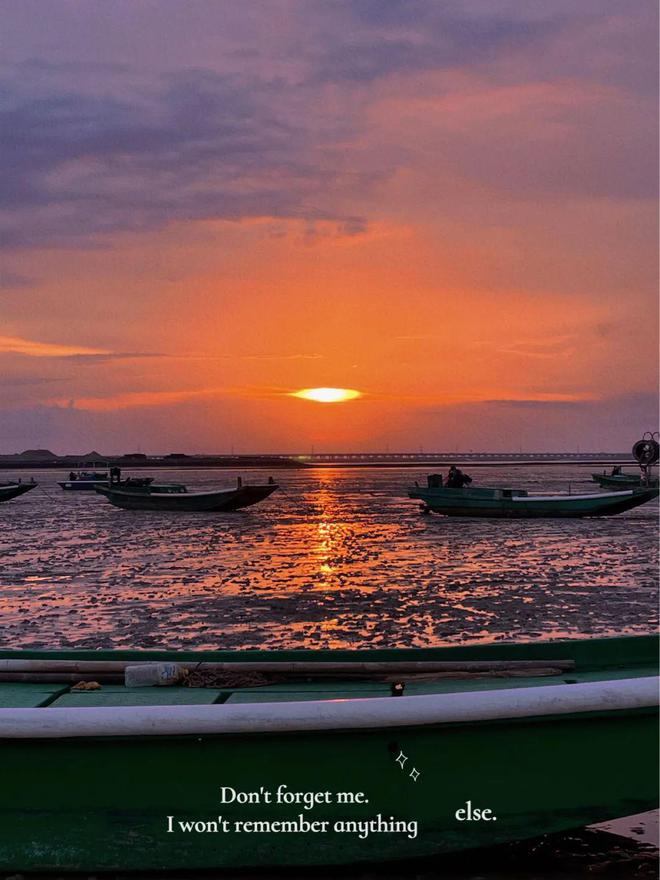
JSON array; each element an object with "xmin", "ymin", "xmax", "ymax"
[
  {"xmin": 396, "ymin": 750, "xmax": 408, "ymax": 768},
  {"xmin": 409, "ymin": 768, "xmax": 420, "ymax": 782}
]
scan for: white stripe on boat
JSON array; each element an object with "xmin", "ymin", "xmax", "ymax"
[
  {"xmin": 511, "ymin": 491, "xmax": 635, "ymax": 502},
  {"xmin": 0, "ymin": 677, "xmax": 655, "ymax": 739},
  {"xmin": 108, "ymin": 488, "xmax": 238, "ymax": 498}
]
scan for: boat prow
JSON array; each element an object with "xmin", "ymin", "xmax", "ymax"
[{"xmin": 0, "ymin": 482, "xmax": 37, "ymax": 503}]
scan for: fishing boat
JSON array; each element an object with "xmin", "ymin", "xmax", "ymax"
[
  {"xmin": 409, "ymin": 480, "xmax": 658, "ymax": 518},
  {"xmin": 95, "ymin": 468, "xmax": 278, "ymax": 511},
  {"xmin": 0, "ymin": 634, "xmax": 656, "ymax": 870},
  {"xmin": 591, "ymin": 471, "xmax": 658, "ymax": 490},
  {"xmin": 57, "ymin": 471, "xmax": 109, "ymax": 491},
  {"xmin": 0, "ymin": 481, "xmax": 37, "ymax": 503},
  {"xmin": 591, "ymin": 436, "xmax": 660, "ymax": 489}
]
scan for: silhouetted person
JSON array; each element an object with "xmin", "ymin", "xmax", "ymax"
[{"xmin": 446, "ymin": 465, "xmax": 472, "ymax": 488}]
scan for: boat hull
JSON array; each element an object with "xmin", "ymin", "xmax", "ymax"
[
  {"xmin": 95, "ymin": 483, "xmax": 278, "ymax": 511},
  {"xmin": 409, "ymin": 487, "xmax": 659, "ymax": 517},
  {"xmin": 0, "ymin": 483, "xmax": 37, "ymax": 503},
  {"xmin": 0, "ymin": 636, "xmax": 656, "ymax": 870},
  {"xmin": 0, "ymin": 703, "xmax": 656, "ymax": 870},
  {"xmin": 57, "ymin": 480, "xmax": 109, "ymax": 490},
  {"xmin": 592, "ymin": 473, "xmax": 658, "ymax": 489}
]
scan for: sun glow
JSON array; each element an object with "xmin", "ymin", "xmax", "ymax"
[{"xmin": 291, "ymin": 387, "xmax": 361, "ymax": 403}]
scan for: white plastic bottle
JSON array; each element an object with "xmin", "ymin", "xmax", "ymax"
[{"xmin": 124, "ymin": 663, "xmax": 184, "ymax": 687}]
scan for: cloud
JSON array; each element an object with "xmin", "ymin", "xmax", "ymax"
[
  {"xmin": 2, "ymin": 375, "xmax": 66, "ymax": 388},
  {"xmin": 484, "ymin": 335, "xmax": 578, "ymax": 358},
  {"xmin": 424, "ymin": 391, "xmax": 598, "ymax": 408},
  {"xmin": 310, "ymin": 7, "xmax": 564, "ymax": 84},
  {"xmin": 215, "ymin": 352, "xmax": 324, "ymax": 362},
  {"xmin": 47, "ymin": 384, "xmax": 289, "ymax": 412},
  {"xmin": 1, "ymin": 4, "xmax": 655, "ymax": 252},
  {"xmin": 0, "ymin": 65, "xmax": 373, "ymax": 250},
  {"xmin": 480, "ymin": 398, "xmax": 587, "ymax": 409},
  {"xmin": 0, "ymin": 334, "xmax": 173, "ymax": 362},
  {"xmin": 50, "ymin": 388, "xmax": 229, "ymax": 412},
  {"xmin": 0, "ymin": 270, "xmax": 35, "ymax": 289},
  {"xmin": 0, "ymin": 335, "xmax": 111, "ymax": 358}
]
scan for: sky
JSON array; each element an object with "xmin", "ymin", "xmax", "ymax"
[{"xmin": 0, "ymin": 0, "xmax": 657, "ymax": 453}]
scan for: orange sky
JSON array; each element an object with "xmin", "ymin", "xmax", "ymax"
[{"xmin": 0, "ymin": 1, "xmax": 657, "ymax": 452}]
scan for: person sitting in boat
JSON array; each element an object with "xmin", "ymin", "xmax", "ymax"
[
  {"xmin": 611, "ymin": 465, "xmax": 622, "ymax": 476},
  {"xmin": 446, "ymin": 465, "xmax": 472, "ymax": 488},
  {"xmin": 68, "ymin": 471, "xmax": 77, "ymax": 480}
]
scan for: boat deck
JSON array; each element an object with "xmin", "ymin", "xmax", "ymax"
[{"xmin": 1, "ymin": 663, "xmax": 656, "ymax": 710}]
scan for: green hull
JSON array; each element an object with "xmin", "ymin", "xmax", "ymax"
[
  {"xmin": 95, "ymin": 483, "xmax": 278, "ymax": 511},
  {"xmin": 0, "ymin": 636, "xmax": 657, "ymax": 870},
  {"xmin": 409, "ymin": 486, "xmax": 659, "ymax": 517},
  {"xmin": 592, "ymin": 472, "xmax": 659, "ymax": 489}
]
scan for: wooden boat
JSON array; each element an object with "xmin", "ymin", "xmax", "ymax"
[
  {"xmin": 409, "ymin": 482, "xmax": 659, "ymax": 518},
  {"xmin": 592, "ymin": 471, "xmax": 659, "ymax": 490},
  {"xmin": 0, "ymin": 635, "xmax": 656, "ymax": 870},
  {"xmin": 57, "ymin": 471, "xmax": 109, "ymax": 490},
  {"xmin": 95, "ymin": 473, "xmax": 278, "ymax": 511},
  {"xmin": 0, "ymin": 481, "xmax": 37, "ymax": 503}
]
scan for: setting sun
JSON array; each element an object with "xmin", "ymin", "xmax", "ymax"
[{"xmin": 291, "ymin": 387, "xmax": 361, "ymax": 403}]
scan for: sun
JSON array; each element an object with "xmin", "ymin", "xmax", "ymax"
[{"xmin": 291, "ymin": 387, "xmax": 361, "ymax": 403}]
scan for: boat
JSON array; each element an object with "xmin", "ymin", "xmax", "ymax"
[
  {"xmin": 0, "ymin": 634, "xmax": 656, "ymax": 870},
  {"xmin": 409, "ymin": 479, "xmax": 658, "ymax": 518},
  {"xmin": 94, "ymin": 468, "xmax": 278, "ymax": 511},
  {"xmin": 57, "ymin": 471, "xmax": 110, "ymax": 490},
  {"xmin": 591, "ymin": 436, "xmax": 660, "ymax": 489},
  {"xmin": 592, "ymin": 471, "xmax": 658, "ymax": 490},
  {"xmin": 0, "ymin": 481, "xmax": 37, "ymax": 503}
]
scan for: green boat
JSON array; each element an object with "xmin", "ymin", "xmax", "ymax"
[
  {"xmin": 592, "ymin": 471, "xmax": 659, "ymax": 490},
  {"xmin": 0, "ymin": 481, "xmax": 37, "ymax": 503},
  {"xmin": 95, "ymin": 469, "xmax": 278, "ymax": 512},
  {"xmin": 409, "ymin": 482, "xmax": 659, "ymax": 517},
  {"xmin": 0, "ymin": 635, "xmax": 656, "ymax": 870}
]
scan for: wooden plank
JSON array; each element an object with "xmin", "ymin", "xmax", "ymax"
[
  {"xmin": 50, "ymin": 687, "xmax": 223, "ymax": 708},
  {"xmin": 0, "ymin": 684, "xmax": 69, "ymax": 708}
]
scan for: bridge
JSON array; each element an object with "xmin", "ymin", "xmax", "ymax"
[
  {"xmin": 284, "ymin": 452, "xmax": 633, "ymax": 467},
  {"xmin": 0, "ymin": 451, "xmax": 637, "ymax": 469}
]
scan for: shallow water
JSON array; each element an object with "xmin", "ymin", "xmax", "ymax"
[{"xmin": 0, "ymin": 465, "xmax": 656, "ymax": 650}]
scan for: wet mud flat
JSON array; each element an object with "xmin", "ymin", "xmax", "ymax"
[
  {"xmin": 1, "ymin": 829, "xmax": 656, "ymax": 879},
  {"xmin": 0, "ymin": 466, "xmax": 657, "ymax": 650}
]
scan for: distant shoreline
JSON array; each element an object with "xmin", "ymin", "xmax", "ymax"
[{"xmin": 0, "ymin": 456, "xmax": 641, "ymax": 470}]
